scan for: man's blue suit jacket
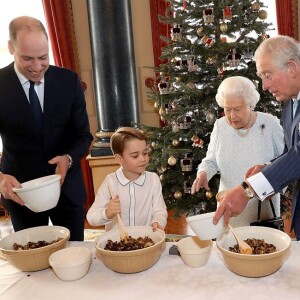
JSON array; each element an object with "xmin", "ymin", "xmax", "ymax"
[{"xmin": 262, "ymin": 99, "xmax": 300, "ymax": 231}]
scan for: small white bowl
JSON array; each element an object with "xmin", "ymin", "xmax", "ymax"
[
  {"xmin": 49, "ymin": 247, "xmax": 92, "ymax": 281},
  {"xmin": 12, "ymin": 175, "xmax": 61, "ymax": 212},
  {"xmin": 187, "ymin": 212, "xmax": 225, "ymax": 240},
  {"xmin": 177, "ymin": 236, "xmax": 213, "ymax": 268}
]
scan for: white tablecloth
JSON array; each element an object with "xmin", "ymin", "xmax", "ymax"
[{"xmin": 1, "ymin": 241, "xmax": 300, "ymax": 300}]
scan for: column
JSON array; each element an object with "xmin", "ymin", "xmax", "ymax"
[{"xmin": 87, "ymin": 0, "xmax": 140, "ymax": 156}]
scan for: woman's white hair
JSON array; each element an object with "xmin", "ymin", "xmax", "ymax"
[{"xmin": 215, "ymin": 76, "xmax": 260, "ymax": 108}]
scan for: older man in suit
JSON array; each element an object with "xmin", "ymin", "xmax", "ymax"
[
  {"xmin": 0, "ymin": 16, "xmax": 93, "ymax": 241},
  {"xmin": 213, "ymin": 35, "xmax": 300, "ymax": 240}
]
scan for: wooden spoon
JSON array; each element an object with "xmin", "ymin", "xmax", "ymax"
[
  {"xmin": 228, "ymin": 224, "xmax": 253, "ymax": 255},
  {"xmin": 107, "ymin": 181, "xmax": 129, "ymax": 241}
]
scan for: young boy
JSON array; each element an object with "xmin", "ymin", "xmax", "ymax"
[{"xmin": 86, "ymin": 127, "xmax": 168, "ymax": 231}]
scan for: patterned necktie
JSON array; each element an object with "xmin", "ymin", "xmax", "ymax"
[{"xmin": 29, "ymin": 81, "xmax": 43, "ymax": 129}]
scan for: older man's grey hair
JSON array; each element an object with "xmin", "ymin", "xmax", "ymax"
[
  {"xmin": 215, "ymin": 76, "xmax": 260, "ymax": 108},
  {"xmin": 254, "ymin": 35, "xmax": 300, "ymax": 69}
]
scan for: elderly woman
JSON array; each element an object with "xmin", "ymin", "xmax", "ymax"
[{"xmin": 191, "ymin": 76, "xmax": 284, "ymax": 227}]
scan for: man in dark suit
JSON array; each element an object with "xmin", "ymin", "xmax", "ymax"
[
  {"xmin": 213, "ymin": 35, "xmax": 300, "ymax": 240},
  {"xmin": 0, "ymin": 16, "xmax": 93, "ymax": 241}
]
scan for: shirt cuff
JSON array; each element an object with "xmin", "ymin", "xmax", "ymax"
[
  {"xmin": 101, "ymin": 209, "xmax": 112, "ymax": 222},
  {"xmin": 247, "ymin": 172, "xmax": 274, "ymax": 200}
]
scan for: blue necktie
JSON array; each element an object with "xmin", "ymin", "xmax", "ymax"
[{"xmin": 29, "ymin": 81, "xmax": 43, "ymax": 129}]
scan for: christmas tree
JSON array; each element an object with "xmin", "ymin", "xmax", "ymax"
[{"xmin": 141, "ymin": 0, "xmax": 281, "ymax": 218}]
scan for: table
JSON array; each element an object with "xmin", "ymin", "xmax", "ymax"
[{"xmin": 1, "ymin": 241, "xmax": 300, "ymax": 300}]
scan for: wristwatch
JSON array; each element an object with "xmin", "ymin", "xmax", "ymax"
[
  {"xmin": 241, "ymin": 181, "xmax": 255, "ymax": 199},
  {"xmin": 65, "ymin": 154, "xmax": 73, "ymax": 169}
]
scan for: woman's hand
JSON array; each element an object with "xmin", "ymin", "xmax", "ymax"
[
  {"xmin": 105, "ymin": 195, "xmax": 121, "ymax": 219},
  {"xmin": 245, "ymin": 164, "xmax": 266, "ymax": 179},
  {"xmin": 191, "ymin": 172, "xmax": 209, "ymax": 194}
]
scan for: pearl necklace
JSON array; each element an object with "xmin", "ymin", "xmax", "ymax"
[{"xmin": 235, "ymin": 112, "xmax": 253, "ymax": 137}]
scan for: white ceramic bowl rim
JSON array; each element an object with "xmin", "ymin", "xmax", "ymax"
[
  {"xmin": 49, "ymin": 247, "xmax": 92, "ymax": 268},
  {"xmin": 216, "ymin": 226, "xmax": 292, "ymax": 257},
  {"xmin": 186, "ymin": 211, "xmax": 215, "ymax": 221},
  {"xmin": 12, "ymin": 175, "xmax": 61, "ymax": 193},
  {"xmin": 0, "ymin": 225, "xmax": 70, "ymax": 252},
  {"xmin": 178, "ymin": 237, "xmax": 213, "ymax": 254},
  {"xmin": 95, "ymin": 226, "xmax": 165, "ymax": 254}
]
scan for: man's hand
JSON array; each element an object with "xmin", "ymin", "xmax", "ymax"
[
  {"xmin": 213, "ymin": 185, "xmax": 249, "ymax": 226},
  {"xmin": 191, "ymin": 172, "xmax": 209, "ymax": 194},
  {"xmin": 105, "ymin": 195, "xmax": 121, "ymax": 219},
  {"xmin": 245, "ymin": 164, "xmax": 265, "ymax": 179},
  {"xmin": 48, "ymin": 155, "xmax": 70, "ymax": 184},
  {"xmin": 0, "ymin": 173, "xmax": 24, "ymax": 205}
]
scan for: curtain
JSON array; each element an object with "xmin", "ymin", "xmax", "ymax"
[
  {"xmin": 42, "ymin": 0, "xmax": 95, "ymax": 211},
  {"xmin": 275, "ymin": 0, "xmax": 298, "ymax": 39},
  {"xmin": 149, "ymin": 0, "xmax": 170, "ymax": 67}
]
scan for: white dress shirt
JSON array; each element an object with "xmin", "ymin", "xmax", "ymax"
[{"xmin": 87, "ymin": 167, "xmax": 168, "ymax": 231}]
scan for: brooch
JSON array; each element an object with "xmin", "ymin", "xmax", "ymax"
[{"xmin": 260, "ymin": 124, "xmax": 265, "ymax": 135}]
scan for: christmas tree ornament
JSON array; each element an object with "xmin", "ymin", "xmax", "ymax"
[
  {"xmin": 183, "ymin": 181, "xmax": 191, "ymax": 193},
  {"xmin": 158, "ymin": 75, "xmax": 171, "ymax": 94},
  {"xmin": 251, "ymin": 2, "xmax": 261, "ymax": 12},
  {"xmin": 226, "ymin": 48, "xmax": 241, "ymax": 68},
  {"xmin": 258, "ymin": 10, "xmax": 268, "ymax": 20},
  {"xmin": 154, "ymin": 101, "xmax": 160, "ymax": 109},
  {"xmin": 205, "ymin": 190, "xmax": 214, "ymax": 199},
  {"xmin": 151, "ymin": 141, "xmax": 157, "ymax": 148},
  {"xmin": 196, "ymin": 27, "xmax": 203, "ymax": 36},
  {"xmin": 206, "ymin": 57, "xmax": 216, "ymax": 65},
  {"xmin": 164, "ymin": 103, "xmax": 171, "ymax": 114},
  {"xmin": 177, "ymin": 114, "xmax": 192, "ymax": 129},
  {"xmin": 186, "ymin": 82, "xmax": 196, "ymax": 90},
  {"xmin": 172, "ymin": 139, "xmax": 180, "ymax": 147},
  {"xmin": 243, "ymin": 47, "xmax": 254, "ymax": 60},
  {"xmin": 206, "ymin": 110, "xmax": 216, "ymax": 124},
  {"xmin": 170, "ymin": 24, "xmax": 182, "ymax": 41},
  {"xmin": 187, "ymin": 55, "xmax": 199, "ymax": 72},
  {"xmin": 174, "ymin": 191, "xmax": 182, "ymax": 199},
  {"xmin": 260, "ymin": 33, "xmax": 270, "ymax": 41},
  {"xmin": 175, "ymin": 57, "xmax": 188, "ymax": 70},
  {"xmin": 191, "ymin": 134, "xmax": 204, "ymax": 148},
  {"xmin": 171, "ymin": 99, "xmax": 178, "ymax": 109},
  {"xmin": 203, "ymin": 7, "xmax": 214, "ymax": 24},
  {"xmin": 158, "ymin": 166, "xmax": 166, "ymax": 174},
  {"xmin": 223, "ymin": 6, "xmax": 232, "ymax": 21},
  {"xmin": 200, "ymin": 35, "xmax": 215, "ymax": 47},
  {"xmin": 220, "ymin": 22, "xmax": 228, "ymax": 33},
  {"xmin": 159, "ymin": 174, "xmax": 165, "ymax": 181},
  {"xmin": 159, "ymin": 107, "xmax": 166, "ymax": 116},
  {"xmin": 172, "ymin": 122, "xmax": 180, "ymax": 133},
  {"xmin": 180, "ymin": 154, "xmax": 193, "ymax": 172},
  {"xmin": 168, "ymin": 155, "xmax": 177, "ymax": 166},
  {"xmin": 220, "ymin": 36, "xmax": 227, "ymax": 43},
  {"xmin": 148, "ymin": 146, "xmax": 154, "ymax": 154}
]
